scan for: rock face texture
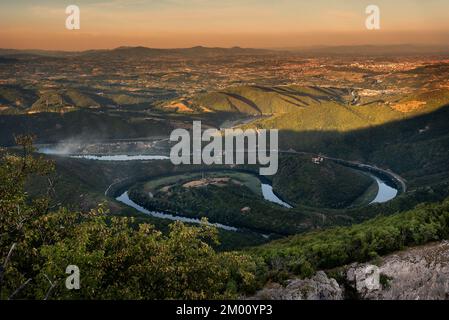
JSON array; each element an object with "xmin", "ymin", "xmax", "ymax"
[
  {"xmin": 346, "ymin": 264, "xmax": 381, "ymax": 296},
  {"xmin": 250, "ymin": 241, "xmax": 449, "ymax": 300},
  {"xmin": 250, "ymin": 271, "xmax": 343, "ymax": 300},
  {"xmin": 358, "ymin": 240, "xmax": 449, "ymax": 300}
]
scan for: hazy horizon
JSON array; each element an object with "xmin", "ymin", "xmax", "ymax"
[
  {"xmin": 3, "ymin": 42, "xmax": 449, "ymax": 53},
  {"xmin": 1, "ymin": 0, "xmax": 449, "ymax": 50}
]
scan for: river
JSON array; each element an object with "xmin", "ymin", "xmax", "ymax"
[
  {"xmin": 261, "ymin": 184, "xmax": 292, "ymax": 208},
  {"xmin": 39, "ymin": 148, "xmax": 294, "ymax": 207},
  {"xmin": 38, "ymin": 148, "xmax": 400, "ymax": 226},
  {"xmin": 369, "ymin": 175, "xmax": 398, "ymax": 204},
  {"xmin": 38, "ymin": 148, "xmax": 169, "ymax": 161},
  {"xmin": 71, "ymin": 154, "xmax": 170, "ymax": 161},
  {"xmin": 116, "ymin": 191, "xmax": 238, "ymax": 231}
]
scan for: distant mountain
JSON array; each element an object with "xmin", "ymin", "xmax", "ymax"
[
  {"xmin": 0, "ymin": 48, "xmax": 80, "ymax": 57},
  {"xmin": 0, "ymin": 46, "xmax": 274, "ymax": 59},
  {"xmin": 2, "ymin": 44, "xmax": 448, "ymax": 59},
  {"xmin": 80, "ymin": 46, "xmax": 274, "ymax": 58}
]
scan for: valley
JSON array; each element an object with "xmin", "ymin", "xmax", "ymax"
[
  {"xmin": 1, "ymin": 45, "xmax": 449, "ymax": 299},
  {"xmin": 32, "ymin": 138, "xmax": 403, "ymax": 248}
]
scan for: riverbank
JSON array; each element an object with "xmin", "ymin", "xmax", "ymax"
[{"xmin": 34, "ymin": 147, "xmax": 406, "ymax": 237}]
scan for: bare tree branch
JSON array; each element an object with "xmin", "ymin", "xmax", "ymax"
[
  {"xmin": 44, "ymin": 281, "xmax": 57, "ymax": 300},
  {"xmin": 8, "ymin": 278, "xmax": 32, "ymax": 300},
  {"xmin": 43, "ymin": 273, "xmax": 53, "ymax": 285},
  {"xmin": 3, "ymin": 243, "xmax": 16, "ymax": 269},
  {"xmin": 43, "ymin": 273, "xmax": 57, "ymax": 300}
]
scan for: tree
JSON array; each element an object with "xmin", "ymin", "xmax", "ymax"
[{"xmin": 0, "ymin": 135, "xmax": 54, "ymax": 299}]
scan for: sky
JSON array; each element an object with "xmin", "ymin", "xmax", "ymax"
[{"xmin": 1, "ymin": 0, "xmax": 449, "ymax": 50}]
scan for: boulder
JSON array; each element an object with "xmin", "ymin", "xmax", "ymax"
[{"xmin": 346, "ymin": 264, "xmax": 381, "ymax": 297}]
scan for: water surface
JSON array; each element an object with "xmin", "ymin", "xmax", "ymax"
[
  {"xmin": 71, "ymin": 154, "xmax": 169, "ymax": 161},
  {"xmin": 116, "ymin": 191, "xmax": 238, "ymax": 231},
  {"xmin": 261, "ymin": 183, "xmax": 292, "ymax": 208},
  {"xmin": 369, "ymin": 175, "xmax": 398, "ymax": 204}
]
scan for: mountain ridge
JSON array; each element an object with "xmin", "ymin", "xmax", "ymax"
[{"xmin": 2, "ymin": 44, "xmax": 449, "ymax": 58}]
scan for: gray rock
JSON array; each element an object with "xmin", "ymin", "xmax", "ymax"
[
  {"xmin": 250, "ymin": 241, "xmax": 449, "ymax": 300},
  {"xmin": 250, "ymin": 271, "xmax": 343, "ymax": 300},
  {"xmin": 347, "ymin": 241, "xmax": 449, "ymax": 300},
  {"xmin": 346, "ymin": 264, "xmax": 381, "ymax": 296}
]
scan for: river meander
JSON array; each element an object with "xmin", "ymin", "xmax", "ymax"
[{"xmin": 38, "ymin": 148, "xmax": 401, "ymax": 229}]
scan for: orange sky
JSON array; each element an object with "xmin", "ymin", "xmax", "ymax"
[{"xmin": 1, "ymin": 0, "xmax": 449, "ymax": 50}]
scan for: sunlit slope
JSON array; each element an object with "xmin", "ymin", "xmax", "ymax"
[
  {"xmin": 192, "ymin": 85, "xmax": 449, "ymax": 132},
  {"xmin": 194, "ymin": 84, "xmax": 449, "ymax": 194},
  {"xmin": 249, "ymin": 102, "xmax": 404, "ymax": 132},
  {"xmin": 192, "ymin": 85, "xmax": 414, "ymax": 131},
  {"xmin": 193, "ymin": 85, "xmax": 350, "ymax": 116}
]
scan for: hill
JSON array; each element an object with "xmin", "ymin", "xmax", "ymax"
[
  {"xmin": 28, "ymin": 89, "xmax": 103, "ymax": 113},
  {"xmin": 0, "ymin": 84, "xmax": 159, "ymax": 115},
  {"xmin": 273, "ymin": 155, "xmax": 374, "ymax": 209},
  {"xmin": 191, "ymin": 85, "xmax": 350, "ymax": 115},
  {"xmin": 185, "ymin": 84, "xmax": 433, "ymax": 131},
  {"xmin": 0, "ymin": 85, "xmax": 38, "ymax": 113},
  {"xmin": 0, "ymin": 46, "xmax": 274, "ymax": 59}
]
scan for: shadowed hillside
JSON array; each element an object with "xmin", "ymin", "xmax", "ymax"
[{"xmin": 191, "ymin": 85, "xmax": 351, "ymax": 115}]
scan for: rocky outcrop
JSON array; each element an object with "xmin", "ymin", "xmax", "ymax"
[
  {"xmin": 250, "ymin": 241, "xmax": 449, "ymax": 300},
  {"xmin": 250, "ymin": 271, "xmax": 343, "ymax": 300},
  {"xmin": 350, "ymin": 241, "xmax": 449, "ymax": 300}
]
